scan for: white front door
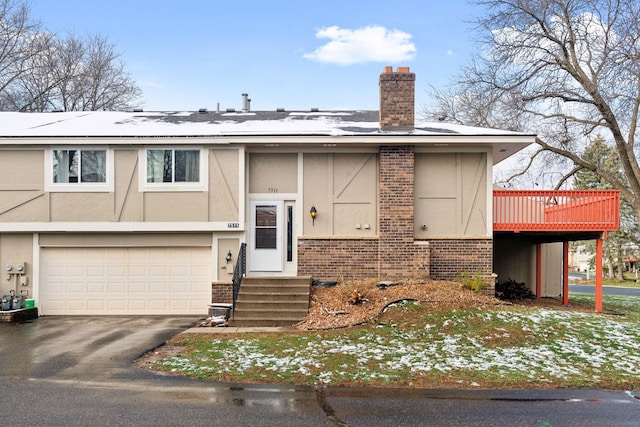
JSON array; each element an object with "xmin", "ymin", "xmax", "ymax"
[{"xmin": 249, "ymin": 201, "xmax": 284, "ymax": 272}]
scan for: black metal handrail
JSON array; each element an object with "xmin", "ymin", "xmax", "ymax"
[{"xmin": 231, "ymin": 243, "xmax": 246, "ymax": 315}]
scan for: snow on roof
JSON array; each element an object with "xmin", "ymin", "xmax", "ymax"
[{"xmin": 0, "ymin": 110, "xmax": 528, "ymax": 138}]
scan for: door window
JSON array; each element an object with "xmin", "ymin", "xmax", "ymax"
[{"xmin": 255, "ymin": 205, "xmax": 277, "ymax": 249}]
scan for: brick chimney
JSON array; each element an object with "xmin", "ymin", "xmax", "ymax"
[{"xmin": 379, "ymin": 66, "xmax": 415, "ymax": 131}]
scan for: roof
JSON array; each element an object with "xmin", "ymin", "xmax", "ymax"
[{"xmin": 0, "ymin": 110, "xmax": 536, "ymax": 163}]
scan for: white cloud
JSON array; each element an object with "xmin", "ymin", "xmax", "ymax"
[
  {"xmin": 303, "ymin": 25, "xmax": 416, "ymax": 65},
  {"xmin": 447, "ymin": 49, "xmax": 455, "ymax": 56}
]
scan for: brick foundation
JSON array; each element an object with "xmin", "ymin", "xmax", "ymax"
[
  {"xmin": 297, "ymin": 238, "xmax": 379, "ymax": 281},
  {"xmin": 428, "ymin": 239, "xmax": 494, "ymax": 292},
  {"xmin": 211, "ymin": 281, "xmax": 233, "ymax": 304}
]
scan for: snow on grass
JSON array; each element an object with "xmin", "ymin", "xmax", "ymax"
[{"xmin": 155, "ymin": 298, "xmax": 640, "ymax": 386}]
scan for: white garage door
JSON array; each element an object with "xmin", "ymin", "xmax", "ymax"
[{"xmin": 40, "ymin": 247, "xmax": 211, "ymax": 315}]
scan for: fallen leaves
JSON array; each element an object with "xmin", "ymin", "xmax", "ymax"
[{"xmin": 295, "ymin": 279, "xmax": 504, "ymax": 330}]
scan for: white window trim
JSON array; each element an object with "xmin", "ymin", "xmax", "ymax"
[
  {"xmin": 139, "ymin": 147, "xmax": 208, "ymax": 192},
  {"xmin": 45, "ymin": 147, "xmax": 114, "ymax": 192}
]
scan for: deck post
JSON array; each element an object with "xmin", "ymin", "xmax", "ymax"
[
  {"xmin": 595, "ymin": 237, "xmax": 603, "ymax": 312},
  {"xmin": 563, "ymin": 241, "xmax": 569, "ymax": 305},
  {"xmin": 536, "ymin": 243, "xmax": 542, "ymax": 298}
]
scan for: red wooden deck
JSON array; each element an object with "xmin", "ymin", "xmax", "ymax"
[
  {"xmin": 493, "ymin": 190, "xmax": 619, "ymax": 232},
  {"xmin": 493, "ymin": 190, "xmax": 620, "ymax": 313}
]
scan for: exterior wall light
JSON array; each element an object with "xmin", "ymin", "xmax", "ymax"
[
  {"xmin": 310, "ymin": 205, "xmax": 317, "ymax": 225},
  {"xmin": 225, "ymin": 250, "xmax": 233, "ymax": 263}
]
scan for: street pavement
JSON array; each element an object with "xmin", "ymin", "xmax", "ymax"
[
  {"xmin": 1, "ymin": 316, "xmax": 639, "ymax": 426},
  {"xmin": 569, "ymin": 284, "xmax": 640, "ymax": 296}
]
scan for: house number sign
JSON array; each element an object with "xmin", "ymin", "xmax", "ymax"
[{"xmin": 227, "ymin": 223, "xmax": 240, "ymax": 229}]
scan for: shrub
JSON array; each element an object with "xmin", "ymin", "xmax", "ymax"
[{"xmin": 458, "ymin": 270, "xmax": 488, "ymax": 293}]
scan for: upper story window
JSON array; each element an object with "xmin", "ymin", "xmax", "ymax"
[
  {"xmin": 54, "ymin": 149, "xmax": 106, "ymax": 183},
  {"xmin": 46, "ymin": 147, "xmax": 113, "ymax": 192},
  {"xmin": 141, "ymin": 148, "xmax": 208, "ymax": 191}
]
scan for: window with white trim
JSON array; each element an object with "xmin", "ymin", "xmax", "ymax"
[
  {"xmin": 46, "ymin": 148, "xmax": 113, "ymax": 192},
  {"xmin": 141, "ymin": 148, "xmax": 207, "ymax": 191}
]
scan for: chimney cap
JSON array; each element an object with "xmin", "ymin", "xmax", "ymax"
[{"xmin": 383, "ymin": 66, "xmax": 411, "ymax": 73}]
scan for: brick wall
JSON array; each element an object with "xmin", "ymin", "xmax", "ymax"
[
  {"xmin": 378, "ymin": 145, "xmax": 430, "ymax": 280},
  {"xmin": 211, "ymin": 281, "xmax": 233, "ymax": 304},
  {"xmin": 428, "ymin": 239, "xmax": 494, "ymax": 291},
  {"xmin": 379, "ymin": 66, "xmax": 415, "ymax": 130},
  {"xmin": 298, "ymin": 238, "xmax": 379, "ymax": 281}
]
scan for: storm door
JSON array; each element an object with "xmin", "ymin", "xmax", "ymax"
[{"xmin": 249, "ymin": 201, "xmax": 284, "ymax": 271}]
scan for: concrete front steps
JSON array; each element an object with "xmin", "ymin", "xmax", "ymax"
[{"xmin": 230, "ymin": 276, "xmax": 312, "ymax": 327}]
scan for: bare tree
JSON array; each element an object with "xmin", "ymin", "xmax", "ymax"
[
  {"xmin": 0, "ymin": 1, "xmax": 142, "ymax": 111},
  {"xmin": 424, "ymin": 0, "xmax": 640, "ymax": 217},
  {"xmin": 0, "ymin": 0, "xmax": 47, "ymax": 108},
  {"xmin": 56, "ymin": 34, "xmax": 141, "ymax": 111}
]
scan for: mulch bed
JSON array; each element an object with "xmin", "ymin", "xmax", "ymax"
[{"xmin": 294, "ymin": 279, "xmax": 607, "ymax": 330}]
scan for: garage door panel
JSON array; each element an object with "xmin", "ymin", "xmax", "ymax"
[
  {"xmin": 149, "ymin": 265, "xmax": 168, "ymax": 276},
  {"xmin": 128, "ymin": 299, "xmax": 147, "ymax": 310},
  {"xmin": 67, "ymin": 266, "xmax": 85, "ymax": 277},
  {"xmin": 87, "ymin": 266, "xmax": 106, "ymax": 277},
  {"xmin": 149, "ymin": 280, "xmax": 168, "ymax": 290},
  {"xmin": 41, "ymin": 247, "xmax": 211, "ymax": 315},
  {"xmin": 129, "ymin": 266, "xmax": 146, "ymax": 277},
  {"xmin": 148, "ymin": 299, "xmax": 168, "ymax": 311},
  {"xmin": 170, "ymin": 266, "xmax": 189, "ymax": 276},
  {"xmin": 169, "ymin": 282, "xmax": 189, "ymax": 293},
  {"xmin": 129, "ymin": 282, "xmax": 146, "ymax": 293},
  {"xmin": 67, "ymin": 299, "xmax": 88, "ymax": 310},
  {"xmin": 107, "ymin": 265, "xmax": 125, "ymax": 277},
  {"xmin": 67, "ymin": 282, "xmax": 86, "ymax": 293},
  {"xmin": 87, "ymin": 300, "xmax": 107, "ymax": 311},
  {"xmin": 87, "ymin": 282, "xmax": 105, "ymax": 293}
]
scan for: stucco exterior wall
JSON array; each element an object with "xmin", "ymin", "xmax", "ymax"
[
  {"xmin": 0, "ymin": 149, "xmax": 47, "ymax": 222},
  {"xmin": 415, "ymin": 152, "xmax": 489, "ymax": 238},
  {"xmin": 249, "ymin": 153, "xmax": 297, "ymax": 194},
  {"xmin": 0, "ymin": 233, "xmax": 34, "ymax": 298},
  {"xmin": 0, "ymin": 147, "xmax": 241, "ymax": 224},
  {"xmin": 302, "ymin": 153, "xmax": 377, "ymax": 236}
]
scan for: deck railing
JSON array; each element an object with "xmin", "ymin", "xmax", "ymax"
[{"xmin": 493, "ymin": 190, "xmax": 620, "ymax": 232}]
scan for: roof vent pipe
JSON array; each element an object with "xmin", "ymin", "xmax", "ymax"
[{"xmin": 242, "ymin": 93, "xmax": 250, "ymax": 112}]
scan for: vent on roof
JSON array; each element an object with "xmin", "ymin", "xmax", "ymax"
[
  {"xmin": 199, "ymin": 108, "xmax": 208, "ymax": 114},
  {"xmin": 242, "ymin": 93, "xmax": 251, "ymax": 112},
  {"xmin": 311, "ymin": 107, "xmax": 319, "ymax": 112},
  {"xmin": 276, "ymin": 108, "xmax": 285, "ymax": 112},
  {"xmin": 52, "ymin": 109, "xmax": 63, "ymax": 113},
  {"xmin": 226, "ymin": 108, "xmax": 236, "ymax": 112},
  {"xmin": 133, "ymin": 108, "xmax": 143, "ymax": 112}
]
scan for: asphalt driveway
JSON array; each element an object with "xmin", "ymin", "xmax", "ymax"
[
  {"xmin": 1, "ymin": 316, "xmax": 639, "ymax": 426},
  {"xmin": 0, "ymin": 316, "xmax": 198, "ymax": 381}
]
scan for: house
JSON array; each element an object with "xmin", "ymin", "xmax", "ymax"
[{"xmin": 0, "ymin": 66, "xmax": 615, "ymax": 320}]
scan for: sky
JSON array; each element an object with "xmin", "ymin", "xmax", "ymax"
[{"xmin": 29, "ymin": 0, "xmax": 483, "ymax": 113}]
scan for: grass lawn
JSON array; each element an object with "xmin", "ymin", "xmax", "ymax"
[{"xmin": 148, "ymin": 294, "xmax": 640, "ymax": 390}]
